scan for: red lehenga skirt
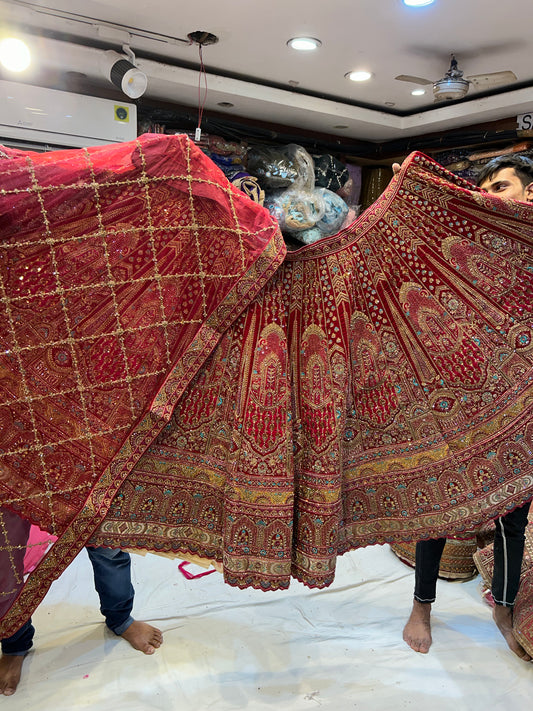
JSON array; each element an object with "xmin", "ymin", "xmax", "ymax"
[{"xmin": 1, "ymin": 135, "xmax": 532, "ymax": 637}]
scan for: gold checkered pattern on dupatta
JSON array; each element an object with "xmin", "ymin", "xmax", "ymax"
[{"xmin": 0, "ymin": 134, "xmax": 285, "ymax": 637}]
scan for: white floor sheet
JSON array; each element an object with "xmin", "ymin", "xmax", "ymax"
[{"xmin": 6, "ymin": 544, "xmax": 532, "ymax": 710}]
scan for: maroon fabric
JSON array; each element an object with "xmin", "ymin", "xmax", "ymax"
[{"xmin": 1, "ymin": 144, "xmax": 533, "ymax": 636}]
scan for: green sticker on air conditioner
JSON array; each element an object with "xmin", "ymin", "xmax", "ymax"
[{"xmin": 114, "ymin": 106, "xmax": 129, "ymax": 122}]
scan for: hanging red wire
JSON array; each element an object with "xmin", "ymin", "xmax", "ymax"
[{"xmin": 196, "ymin": 44, "xmax": 208, "ymax": 138}]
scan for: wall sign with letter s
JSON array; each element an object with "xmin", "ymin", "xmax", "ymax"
[{"xmin": 517, "ymin": 112, "xmax": 533, "ymax": 130}]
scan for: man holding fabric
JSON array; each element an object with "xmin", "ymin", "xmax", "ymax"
[{"xmin": 402, "ymin": 154, "xmax": 533, "ymax": 661}]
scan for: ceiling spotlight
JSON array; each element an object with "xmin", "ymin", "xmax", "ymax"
[
  {"xmin": 0, "ymin": 37, "xmax": 31, "ymax": 72},
  {"xmin": 101, "ymin": 47, "xmax": 147, "ymax": 99},
  {"xmin": 345, "ymin": 71, "xmax": 372, "ymax": 82},
  {"xmin": 411, "ymin": 88, "xmax": 426, "ymax": 95},
  {"xmin": 287, "ymin": 37, "xmax": 321, "ymax": 51},
  {"xmin": 403, "ymin": 0, "xmax": 435, "ymax": 6}
]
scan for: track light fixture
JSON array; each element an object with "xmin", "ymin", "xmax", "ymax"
[{"xmin": 101, "ymin": 45, "xmax": 147, "ymax": 99}]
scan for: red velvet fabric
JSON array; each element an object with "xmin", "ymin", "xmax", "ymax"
[
  {"xmin": 1, "ymin": 140, "xmax": 532, "ymax": 636},
  {"xmin": 0, "ymin": 134, "xmax": 285, "ymax": 636}
]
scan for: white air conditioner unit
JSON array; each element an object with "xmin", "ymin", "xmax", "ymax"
[{"xmin": 0, "ymin": 80, "xmax": 137, "ymax": 149}]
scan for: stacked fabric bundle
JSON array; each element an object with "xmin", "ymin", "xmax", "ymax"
[
  {"xmin": 251, "ymin": 145, "xmax": 358, "ymax": 244},
  {"xmin": 197, "ymin": 133, "xmax": 267, "ymax": 206},
  {"xmin": 432, "ymin": 141, "xmax": 533, "ymax": 183}
]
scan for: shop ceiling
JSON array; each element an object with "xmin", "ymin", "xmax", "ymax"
[{"xmin": 1, "ymin": 0, "xmax": 532, "ymax": 142}]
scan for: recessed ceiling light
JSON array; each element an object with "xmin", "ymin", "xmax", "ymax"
[
  {"xmin": 345, "ymin": 70, "xmax": 372, "ymax": 82},
  {"xmin": 0, "ymin": 37, "xmax": 31, "ymax": 72},
  {"xmin": 333, "ymin": 124, "xmax": 348, "ymax": 129},
  {"xmin": 217, "ymin": 101, "xmax": 234, "ymax": 108},
  {"xmin": 385, "ymin": 101, "xmax": 396, "ymax": 107},
  {"xmin": 411, "ymin": 88, "xmax": 426, "ymax": 95},
  {"xmin": 287, "ymin": 37, "xmax": 321, "ymax": 51},
  {"xmin": 403, "ymin": 0, "xmax": 435, "ymax": 6}
]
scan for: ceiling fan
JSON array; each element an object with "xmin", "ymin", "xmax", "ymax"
[{"xmin": 395, "ymin": 54, "xmax": 517, "ymax": 102}]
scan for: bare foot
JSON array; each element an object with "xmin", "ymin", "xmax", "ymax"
[
  {"xmin": 0, "ymin": 654, "xmax": 26, "ymax": 696},
  {"xmin": 403, "ymin": 600, "xmax": 432, "ymax": 653},
  {"xmin": 492, "ymin": 605, "xmax": 531, "ymax": 662},
  {"xmin": 120, "ymin": 620, "xmax": 163, "ymax": 655}
]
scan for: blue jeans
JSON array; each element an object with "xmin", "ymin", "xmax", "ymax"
[
  {"xmin": 1, "ymin": 546, "xmax": 135, "ymax": 656},
  {"xmin": 414, "ymin": 501, "xmax": 531, "ymax": 606}
]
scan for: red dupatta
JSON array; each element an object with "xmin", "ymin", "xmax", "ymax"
[{"xmin": 0, "ymin": 134, "xmax": 285, "ymax": 636}]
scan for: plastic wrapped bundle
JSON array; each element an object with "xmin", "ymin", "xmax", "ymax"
[
  {"xmin": 315, "ymin": 189, "xmax": 349, "ymax": 235},
  {"xmin": 265, "ymin": 188, "xmax": 325, "ymax": 232},
  {"xmin": 314, "ymin": 154, "xmax": 349, "ymax": 191},
  {"xmin": 287, "ymin": 225, "xmax": 323, "ymax": 245},
  {"xmin": 259, "ymin": 144, "xmax": 324, "ymax": 236},
  {"xmin": 286, "ymin": 190, "xmax": 349, "ymax": 244},
  {"xmin": 263, "ymin": 191, "xmax": 287, "ymax": 224},
  {"xmin": 247, "ymin": 143, "xmax": 316, "ymax": 192},
  {"xmin": 283, "ymin": 188, "xmax": 325, "ymax": 231},
  {"xmin": 247, "ymin": 145, "xmax": 299, "ymax": 189},
  {"xmin": 289, "ymin": 144, "xmax": 315, "ymax": 192}
]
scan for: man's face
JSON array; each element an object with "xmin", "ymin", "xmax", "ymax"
[{"xmin": 479, "ymin": 167, "xmax": 533, "ymax": 203}]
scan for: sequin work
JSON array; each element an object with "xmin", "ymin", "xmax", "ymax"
[{"xmin": 1, "ymin": 141, "xmax": 532, "ymax": 636}]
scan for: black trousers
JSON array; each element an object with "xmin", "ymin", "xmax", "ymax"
[{"xmin": 414, "ymin": 501, "xmax": 530, "ymax": 607}]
